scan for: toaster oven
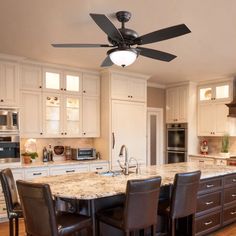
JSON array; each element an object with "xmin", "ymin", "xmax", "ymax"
[{"xmin": 71, "ymin": 148, "xmax": 96, "ymax": 160}]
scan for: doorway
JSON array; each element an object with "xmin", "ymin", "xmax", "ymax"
[{"xmin": 147, "ymin": 108, "xmax": 164, "ymax": 165}]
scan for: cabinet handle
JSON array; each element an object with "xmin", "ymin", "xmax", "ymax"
[
  {"xmin": 232, "ymin": 194, "xmax": 236, "ymax": 197},
  {"xmin": 112, "ymin": 132, "xmax": 115, "ymax": 149},
  {"xmin": 40, "ymin": 133, "xmax": 43, "ymax": 135},
  {"xmin": 205, "ymin": 201, "xmax": 214, "ymax": 205},
  {"xmin": 66, "ymin": 170, "xmax": 75, "ymax": 173},
  {"xmin": 33, "ymin": 173, "xmax": 42, "ymax": 176},
  {"xmin": 204, "ymin": 221, "xmax": 213, "ymax": 226},
  {"xmin": 39, "ymin": 86, "xmax": 42, "ymax": 88},
  {"xmin": 96, "ymin": 167, "xmax": 103, "ymax": 170},
  {"xmin": 206, "ymin": 184, "xmax": 214, "ymax": 188},
  {"xmin": 230, "ymin": 211, "xmax": 236, "ymax": 215},
  {"xmin": 61, "ymin": 133, "xmax": 64, "ymax": 135}
]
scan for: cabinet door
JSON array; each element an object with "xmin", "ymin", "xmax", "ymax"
[
  {"xmin": 20, "ymin": 91, "xmax": 43, "ymax": 138},
  {"xmin": 215, "ymin": 102, "xmax": 229, "ymax": 135},
  {"xmin": 129, "ymin": 79, "xmax": 146, "ymax": 102},
  {"xmin": 166, "ymin": 88, "xmax": 179, "ymax": 123},
  {"xmin": 111, "ymin": 100, "xmax": 146, "ymax": 169},
  {"xmin": 111, "ymin": 74, "xmax": 130, "ymax": 100},
  {"xmin": 82, "ymin": 73, "xmax": 100, "ymax": 97},
  {"xmin": 43, "ymin": 68, "xmax": 63, "ymax": 92},
  {"xmin": 63, "ymin": 95, "xmax": 82, "ymax": 137},
  {"xmin": 42, "ymin": 93, "xmax": 62, "ymax": 137},
  {"xmin": 64, "ymin": 71, "xmax": 82, "ymax": 95},
  {"xmin": 0, "ymin": 62, "xmax": 19, "ymax": 107},
  {"xmin": 178, "ymin": 86, "xmax": 188, "ymax": 122},
  {"xmin": 198, "ymin": 103, "xmax": 215, "ymax": 136},
  {"xmin": 20, "ymin": 64, "xmax": 42, "ymax": 91},
  {"xmin": 82, "ymin": 96, "xmax": 100, "ymax": 137}
]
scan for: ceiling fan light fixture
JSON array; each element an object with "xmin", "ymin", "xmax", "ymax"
[{"xmin": 109, "ymin": 49, "xmax": 137, "ymax": 67}]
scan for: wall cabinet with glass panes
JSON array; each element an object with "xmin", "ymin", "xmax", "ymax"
[
  {"xmin": 198, "ymin": 79, "xmax": 234, "ymax": 136},
  {"xmin": 20, "ymin": 63, "xmax": 100, "ymax": 138}
]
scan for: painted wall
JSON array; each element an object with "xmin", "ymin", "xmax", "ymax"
[{"xmin": 147, "ymin": 87, "xmax": 165, "ymax": 108}]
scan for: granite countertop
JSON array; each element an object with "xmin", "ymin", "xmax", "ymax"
[
  {"xmin": 0, "ymin": 159, "xmax": 108, "ymax": 170},
  {"xmin": 189, "ymin": 154, "xmax": 236, "ymax": 160},
  {"xmin": 33, "ymin": 162, "xmax": 236, "ymax": 200}
]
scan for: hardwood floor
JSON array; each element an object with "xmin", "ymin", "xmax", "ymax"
[{"xmin": 0, "ymin": 220, "xmax": 235, "ymax": 236}]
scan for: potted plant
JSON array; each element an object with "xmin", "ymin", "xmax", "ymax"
[
  {"xmin": 22, "ymin": 152, "xmax": 38, "ymax": 164},
  {"xmin": 220, "ymin": 134, "xmax": 230, "ymax": 158}
]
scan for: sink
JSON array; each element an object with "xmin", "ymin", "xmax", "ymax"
[{"xmin": 98, "ymin": 170, "xmax": 135, "ymax": 177}]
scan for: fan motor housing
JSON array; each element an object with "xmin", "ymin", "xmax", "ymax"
[{"xmin": 108, "ymin": 28, "xmax": 139, "ymax": 46}]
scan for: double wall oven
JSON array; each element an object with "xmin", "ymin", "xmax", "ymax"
[
  {"xmin": 0, "ymin": 109, "xmax": 20, "ymax": 163},
  {"xmin": 166, "ymin": 123, "xmax": 187, "ymax": 163}
]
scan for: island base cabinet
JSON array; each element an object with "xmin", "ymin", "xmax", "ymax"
[
  {"xmin": 223, "ymin": 205, "xmax": 236, "ymax": 226},
  {"xmin": 195, "ymin": 210, "xmax": 222, "ymax": 236}
]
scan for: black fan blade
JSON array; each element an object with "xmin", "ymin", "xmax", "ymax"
[
  {"xmin": 137, "ymin": 47, "xmax": 176, "ymax": 62},
  {"xmin": 135, "ymin": 24, "xmax": 191, "ymax": 45},
  {"xmin": 52, "ymin": 43, "xmax": 112, "ymax": 48},
  {"xmin": 101, "ymin": 56, "xmax": 113, "ymax": 67},
  {"xmin": 90, "ymin": 13, "xmax": 124, "ymax": 43}
]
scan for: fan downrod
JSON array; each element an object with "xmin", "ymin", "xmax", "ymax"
[{"xmin": 116, "ymin": 11, "xmax": 131, "ymax": 23}]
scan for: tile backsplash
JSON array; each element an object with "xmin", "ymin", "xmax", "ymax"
[
  {"xmin": 198, "ymin": 137, "xmax": 236, "ymax": 154},
  {"xmin": 20, "ymin": 138, "xmax": 94, "ymax": 161}
]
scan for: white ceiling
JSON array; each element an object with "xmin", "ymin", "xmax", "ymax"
[{"xmin": 1, "ymin": 0, "xmax": 236, "ymax": 85}]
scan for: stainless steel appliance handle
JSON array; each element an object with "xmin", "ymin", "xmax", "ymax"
[
  {"xmin": 112, "ymin": 132, "xmax": 115, "ymax": 149},
  {"xmin": 168, "ymin": 128, "xmax": 185, "ymax": 132},
  {"xmin": 167, "ymin": 151, "xmax": 186, "ymax": 154}
]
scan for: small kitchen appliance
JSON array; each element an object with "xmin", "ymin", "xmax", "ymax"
[{"xmin": 72, "ymin": 148, "xmax": 96, "ymax": 160}]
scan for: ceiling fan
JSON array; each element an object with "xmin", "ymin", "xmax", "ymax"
[{"xmin": 52, "ymin": 11, "xmax": 191, "ymax": 67}]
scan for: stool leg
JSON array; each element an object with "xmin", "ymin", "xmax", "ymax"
[
  {"xmin": 151, "ymin": 224, "xmax": 156, "ymax": 236},
  {"xmin": 15, "ymin": 218, "xmax": 19, "ymax": 236},
  {"xmin": 171, "ymin": 218, "xmax": 175, "ymax": 236},
  {"xmin": 192, "ymin": 214, "xmax": 195, "ymax": 236},
  {"xmin": 125, "ymin": 231, "xmax": 130, "ymax": 236},
  {"xmin": 9, "ymin": 218, "xmax": 14, "ymax": 236}
]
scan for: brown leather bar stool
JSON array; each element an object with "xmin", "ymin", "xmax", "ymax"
[
  {"xmin": 158, "ymin": 170, "xmax": 201, "ymax": 236},
  {"xmin": 0, "ymin": 168, "xmax": 23, "ymax": 236},
  {"xmin": 96, "ymin": 176, "xmax": 162, "ymax": 236},
  {"xmin": 16, "ymin": 180, "xmax": 92, "ymax": 236}
]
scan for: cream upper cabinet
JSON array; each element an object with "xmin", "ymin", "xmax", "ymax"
[
  {"xmin": 199, "ymin": 81, "xmax": 232, "ymax": 103},
  {"xmin": 166, "ymin": 85, "xmax": 188, "ymax": 123},
  {"xmin": 20, "ymin": 91, "xmax": 43, "ymax": 137},
  {"xmin": 20, "ymin": 64, "xmax": 42, "ymax": 91},
  {"xmin": 0, "ymin": 61, "xmax": 19, "ymax": 107},
  {"xmin": 82, "ymin": 96, "xmax": 100, "ymax": 137},
  {"xmin": 43, "ymin": 68, "xmax": 82, "ymax": 94},
  {"xmin": 82, "ymin": 72, "xmax": 100, "ymax": 97},
  {"xmin": 197, "ymin": 80, "xmax": 233, "ymax": 136},
  {"xmin": 42, "ymin": 93, "xmax": 82, "ymax": 137},
  {"xmin": 111, "ymin": 73, "xmax": 146, "ymax": 102}
]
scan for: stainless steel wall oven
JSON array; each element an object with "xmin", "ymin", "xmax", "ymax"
[{"xmin": 166, "ymin": 123, "xmax": 187, "ymax": 163}]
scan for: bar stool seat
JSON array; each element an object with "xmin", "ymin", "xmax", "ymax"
[
  {"xmin": 97, "ymin": 176, "xmax": 162, "ymax": 236},
  {"xmin": 0, "ymin": 168, "xmax": 23, "ymax": 236},
  {"xmin": 158, "ymin": 171, "xmax": 201, "ymax": 236},
  {"xmin": 16, "ymin": 180, "xmax": 92, "ymax": 236}
]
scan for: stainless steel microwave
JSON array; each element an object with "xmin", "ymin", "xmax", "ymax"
[{"xmin": 0, "ymin": 109, "xmax": 19, "ymax": 131}]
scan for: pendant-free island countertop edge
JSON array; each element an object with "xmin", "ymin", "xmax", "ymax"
[{"xmin": 32, "ymin": 162, "xmax": 236, "ymax": 200}]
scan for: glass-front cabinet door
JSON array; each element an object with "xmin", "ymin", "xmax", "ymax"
[
  {"xmin": 64, "ymin": 71, "xmax": 81, "ymax": 95},
  {"xmin": 64, "ymin": 96, "xmax": 82, "ymax": 137},
  {"xmin": 43, "ymin": 68, "xmax": 63, "ymax": 92},
  {"xmin": 43, "ymin": 93, "xmax": 62, "ymax": 137}
]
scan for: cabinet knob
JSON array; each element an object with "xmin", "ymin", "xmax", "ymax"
[
  {"xmin": 64, "ymin": 88, "xmax": 66, "ymax": 91},
  {"xmin": 0, "ymin": 99, "xmax": 3, "ymax": 102},
  {"xmin": 130, "ymin": 95, "xmax": 133, "ymax": 98},
  {"xmin": 83, "ymin": 90, "xmax": 86, "ymax": 93},
  {"xmin": 83, "ymin": 132, "xmax": 86, "ymax": 135},
  {"xmin": 40, "ymin": 132, "xmax": 43, "ymax": 135},
  {"xmin": 39, "ymin": 86, "xmax": 42, "ymax": 89},
  {"xmin": 64, "ymin": 132, "xmax": 67, "ymax": 135},
  {"xmin": 61, "ymin": 88, "xmax": 63, "ymax": 90},
  {"xmin": 61, "ymin": 132, "xmax": 64, "ymax": 135}
]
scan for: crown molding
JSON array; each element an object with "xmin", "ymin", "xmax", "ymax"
[{"xmin": 147, "ymin": 81, "xmax": 166, "ymax": 89}]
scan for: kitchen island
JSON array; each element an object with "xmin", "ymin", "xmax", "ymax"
[{"xmin": 33, "ymin": 162, "xmax": 236, "ymax": 236}]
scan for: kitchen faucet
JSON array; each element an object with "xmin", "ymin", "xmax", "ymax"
[{"xmin": 117, "ymin": 145, "xmax": 139, "ymax": 175}]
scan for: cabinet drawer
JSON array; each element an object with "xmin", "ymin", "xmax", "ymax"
[
  {"xmin": 50, "ymin": 165, "xmax": 89, "ymax": 176},
  {"xmin": 215, "ymin": 159, "xmax": 227, "ymax": 166},
  {"xmin": 198, "ymin": 177, "xmax": 223, "ymax": 194},
  {"xmin": 224, "ymin": 174, "xmax": 236, "ymax": 188},
  {"xmin": 223, "ymin": 204, "xmax": 236, "ymax": 225},
  {"xmin": 24, "ymin": 168, "xmax": 49, "ymax": 180},
  {"xmin": 196, "ymin": 211, "xmax": 221, "ymax": 236},
  {"xmin": 197, "ymin": 191, "xmax": 222, "ymax": 215},
  {"xmin": 90, "ymin": 163, "xmax": 109, "ymax": 172},
  {"xmin": 224, "ymin": 187, "xmax": 236, "ymax": 205}
]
